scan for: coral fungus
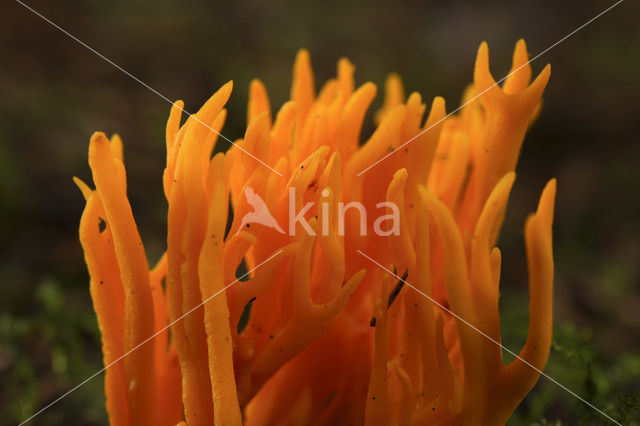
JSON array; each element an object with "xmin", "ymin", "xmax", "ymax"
[{"xmin": 76, "ymin": 40, "xmax": 555, "ymax": 425}]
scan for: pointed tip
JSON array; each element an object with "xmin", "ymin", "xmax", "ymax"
[
  {"xmin": 476, "ymin": 41, "xmax": 489, "ymax": 65},
  {"xmin": 474, "ymin": 41, "xmax": 498, "ymax": 94},
  {"xmin": 361, "ymin": 81, "xmax": 378, "ymax": 97},
  {"xmin": 220, "ymin": 80, "xmax": 234, "ymax": 97},
  {"xmin": 89, "ymin": 132, "xmax": 109, "ymax": 154},
  {"xmin": 212, "ymin": 151, "xmax": 226, "ymax": 164},
  {"xmin": 393, "ymin": 167, "xmax": 409, "ymax": 181},
  {"xmin": 407, "ymin": 91, "xmax": 422, "ymax": 106},
  {"xmin": 512, "ymin": 39, "xmax": 530, "ymax": 65},
  {"xmin": 385, "ymin": 73, "xmax": 404, "ymax": 96},
  {"xmin": 249, "ymin": 78, "xmax": 264, "ymax": 90},
  {"xmin": 90, "ymin": 131, "xmax": 108, "ymax": 143},
  {"xmin": 499, "ymin": 172, "xmax": 517, "ymax": 202},
  {"xmin": 295, "ymin": 49, "xmax": 311, "ymax": 64},
  {"xmin": 245, "ymin": 111, "xmax": 271, "ymax": 144},
  {"xmin": 326, "ymin": 150, "xmax": 342, "ymax": 173},
  {"xmin": 503, "ymin": 171, "xmax": 517, "ymax": 186},
  {"xmin": 213, "ymin": 81, "xmax": 233, "ymax": 104},
  {"xmin": 355, "ymin": 267, "xmax": 368, "ymax": 281},
  {"xmin": 316, "ymin": 145, "xmax": 331, "ymax": 158},
  {"xmin": 547, "ymin": 177, "xmax": 557, "ymax": 188},
  {"xmin": 72, "ymin": 176, "xmax": 92, "ymax": 200},
  {"xmin": 526, "ymin": 63, "xmax": 551, "ymax": 98},
  {"xmin": 430, "ymin": 96, "xmax": 447, "ymax": 119},
  {"xmin": 249, "ymin": 110, "xmax": 270, "ymax": 128},
  {"xmin": 387, "ymin": 71, "xmax": 401, "ymax": 81},
  {"xmin": 478, "ymin": 41, "xmax": 489, "ymax": 56},
  {"xmin": 542, "ymin": 177, "xmax": 557, "ymax": 202},
  {"xmin": 338, "ymin": 56, "xmax": 353, "ymax": 67},
  {"xmin": 110, "ymin": 134, "xmax": 124, "ymax": 162},
  {"xmin": 536, "ymin": 178, "xmax": 557, "ymax": 226},
  {"xmin": 291, "ymin": 49, "xmax": 315, "ymax": 107},
  {"xmin": 337, "ymin": 57, "xmax": 355, "ymax": 75},
  {"xmin": 88, "ymin": 132, "xmax": 111, "ymax": 168}
]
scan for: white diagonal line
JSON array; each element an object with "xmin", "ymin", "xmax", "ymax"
[
  {"xmin": 18, "ymin": 249, "xmax": 283, "ymax": 425},
  {"xmin": 356, "ymin": 249, "xmax": 622, "ymax": 425},
  {"xmin": 15, "ymin": 0, "xmax": 283, "ymax": 177},
  {"xmin": 357, "ymin": 0, "xmax": 624, "ymax": 176}
]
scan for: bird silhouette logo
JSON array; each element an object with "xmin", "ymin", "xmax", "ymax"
[{"xmin": 236, "ymin": 187, "xmax": 285, "ymax": 234}]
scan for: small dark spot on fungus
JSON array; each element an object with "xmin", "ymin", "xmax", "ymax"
[
  {"xmin": 372, "ymin": 396, "xmax": 376, "ymax": 400},
  {"xmin": 404, "ymin": 148, "xmax": 409, "ymax": 153},
  {"xmin": 300, "ymin": 165, "xmax": 304, "ymax": 169},
  {"xmin": 269, "ymin": 334, "xmax": 274, "ymax": 340},
  {"xmin": 98, "ymin": 217, "xmax": 106, "ymax": 233},
  {"xmin": 432, "ymin": 407, "xmax": 436, "ymax": 411},
  {"xmin": 369, "ymin": 316, "xmax": 377, "ymax": 327},
  {"xmin": 246, "ymin": 223, "xmax": 250, "ymax": 228},
  {"xmin": 99, "ymin": 280, "xmax": 104, "ymax": 285}
]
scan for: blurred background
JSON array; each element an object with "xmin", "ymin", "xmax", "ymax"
[{"xmin": 1, "ymin": 0, "xmax": 639, "ymax": 424}]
